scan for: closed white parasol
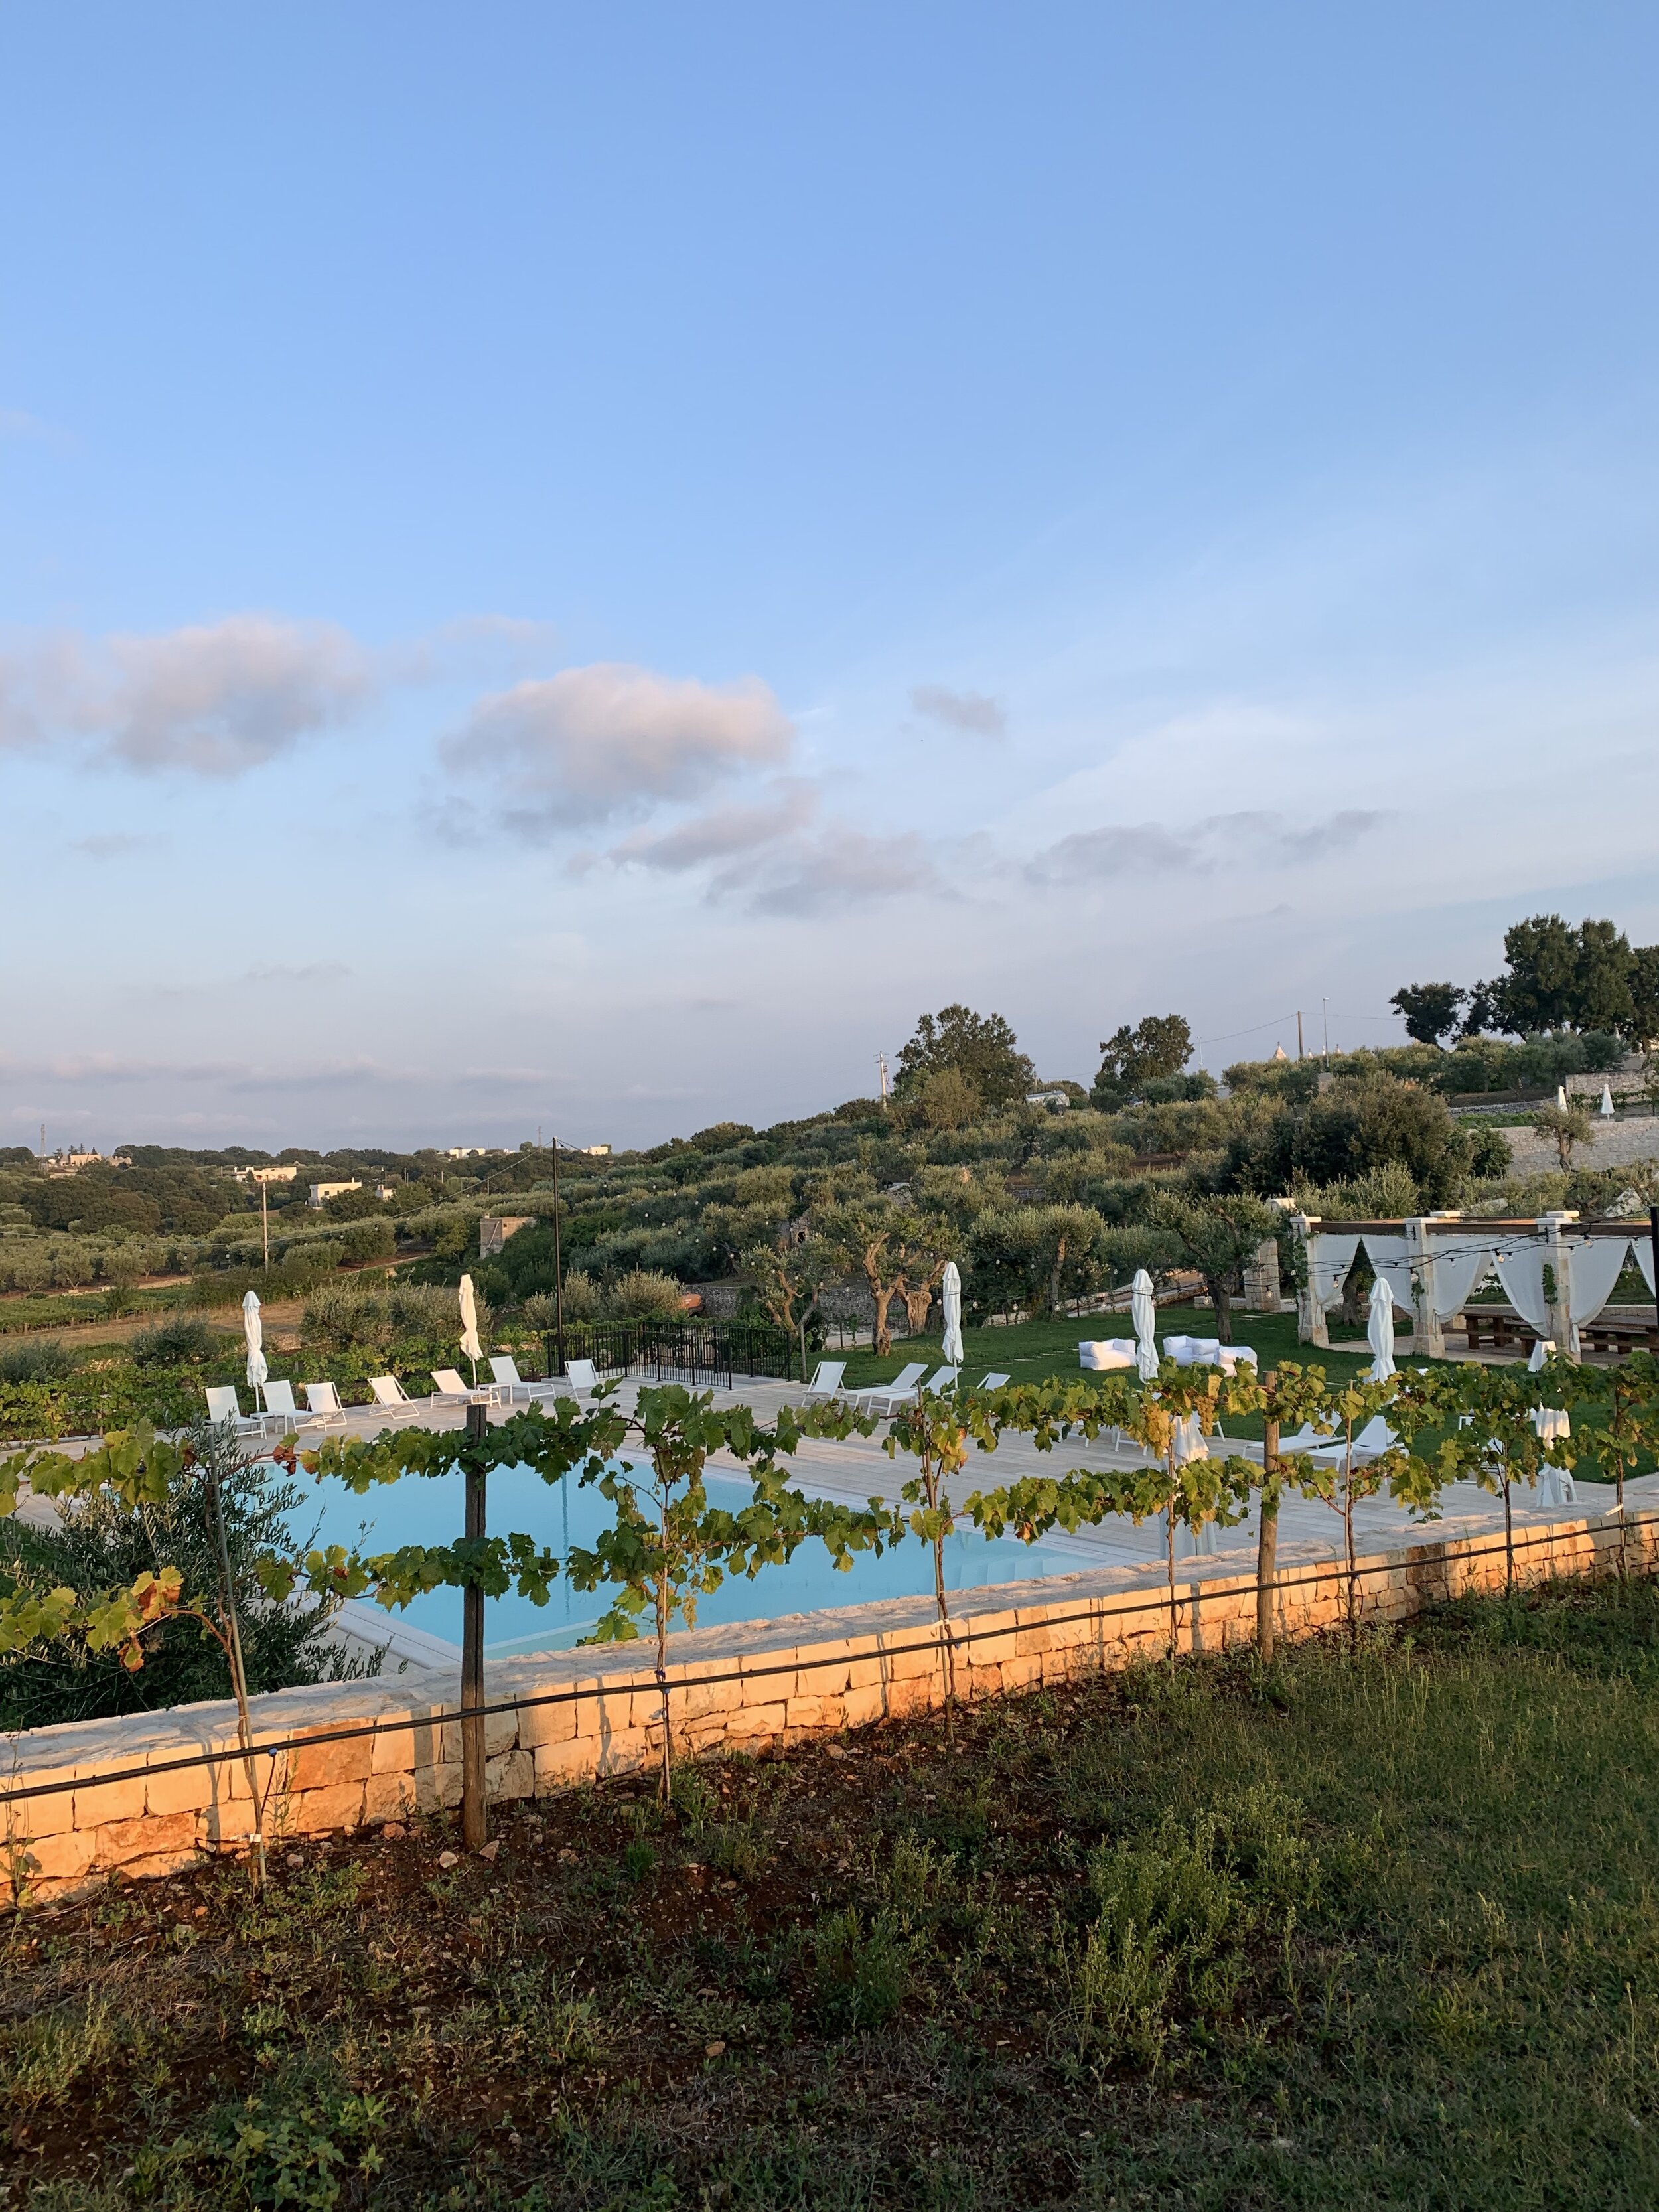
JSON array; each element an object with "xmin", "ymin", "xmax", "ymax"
[
  {"xmin": 940, "ymin": 1259, "xmax": 964, "ymax": 1366},
  {"xmin": 1366, "ymin": 1272, "xmax": 1396, "ymax": 1381},
  {"xmin": 242, "ymin": 1288, "xmax": 267, "ymax": 1403},
  {"xmin": 1131, "ymin": 1268, "xmax": 1159, "ymax": 1380},
  {"xmin": 1601, "ymin": 1083, "xmax": 1616, "ymax": 1117},
  {"xmin": 459, "ymin": 1273, "xmax": 483, "ymax": 1382}
]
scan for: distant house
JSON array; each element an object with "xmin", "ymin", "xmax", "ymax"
[
  {"xmin": 231, "ymin": 1164, "xmax": 299, "ymax": 1186},
  {"xmin": 479, "ymin": 1215, "xmax": 536, "ymax": 1257},
  {"xmin": 576, "ymin": 1143, "xmax": 611, "ymax": 1157},
  {"xmin": 43, "ymin": 1149, "xmax": 104, "ymax": 1178},
  {"xmin": 308, "ymin": 1179, "xmax": 362, "ymax": 1208}
]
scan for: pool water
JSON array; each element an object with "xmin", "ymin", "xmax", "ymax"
[{"xmin": 293, "ymin": 1456, "xmax": 1094, "ymax": 1656}]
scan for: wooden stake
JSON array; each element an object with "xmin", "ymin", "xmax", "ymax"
[{"xmin": 461, "ymin": 1401, "xmax": 489, "ymax": 1852}]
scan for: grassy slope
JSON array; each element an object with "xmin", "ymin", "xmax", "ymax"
[{"xmin": 5, "ymin": 1575, "xmax": 1659, "ymax": 2209}]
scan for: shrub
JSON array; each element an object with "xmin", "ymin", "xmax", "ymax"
[
  {"xmin": 522, "ymin": 1269, "xmax": 603, "ymax": 1330},
  {"xmin": 301, "ymin": 1280, "xmax": 458, "ymax": 1351},
  {"xmin": 0, "ymin": 1339, "xmax": 76, "ymax": 1384},
  {"xmin": 608, "ymin": 1269, "xmax": 687, "ymax": 1320},
  {"xmin": 129, "ymin": 1316, "xmax": 218, "ymax": 1368}
]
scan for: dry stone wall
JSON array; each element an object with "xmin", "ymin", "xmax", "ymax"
[{"xmin": 5, "ymin": 1507, "xmax": 1654, "ymax": 1911}]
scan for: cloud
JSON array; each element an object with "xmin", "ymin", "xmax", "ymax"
[
  {"xmin": 71, "ymin": 832, "xmax": 152, "ymax": 859},
  {"xmin": 446, "ymin": 662, "xmax": 793, "ymax": 830},
  {"xmin": 1025, "ymin": 822, "xmax": 1202, "ymax": 883},
  {"xmin": 0, "ymin": 616, "xmax": 372, "ymax": 775},
  {"xmin": 605, "ymin": 781, "xmax": 819, "ymax": 873},
  {"xmin": 1026, "ymin": 808, "xmax": 1390, "ymax": 885},
  {"xmin": 734, "ymin": 827, "xmax": 946, "ymax": 916},
  {"xmin": 242, "ymin": 962, "xmax": 353, "ymax": 985},
  {"xmin": 911, "ymin": 684, "xmax": 1007, "ymax": 737}
]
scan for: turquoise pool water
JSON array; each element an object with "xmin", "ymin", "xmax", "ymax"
[{"xmin": 292, "ymin": 1455, "xmax": 1092, "ymax": 1655}]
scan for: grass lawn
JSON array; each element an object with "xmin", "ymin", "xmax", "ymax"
[
  {"xmin": 7, "ymin": 1574, "xmax": 1659, "ymax": 2208},
  {"xmin": 827, "ymin": 1307, "xmax": 1386, "ymax": 1443}
]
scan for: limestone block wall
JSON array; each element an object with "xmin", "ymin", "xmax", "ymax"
[{"xmin": 4, "ymin": 1507, "xmax": 1654, "ymax": 1911}]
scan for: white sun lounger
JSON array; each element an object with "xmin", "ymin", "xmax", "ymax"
[
  {"xmin": 976, "ymin": 1372, "xmax": 1011, "ymax": 1390},
  {"xmin": 1281, "ymin": 1414, "xmax": 1397, "ymax": 1467},
  {"xmin": 802, "ymin": 1360, "xmax": 848, "ymax": 1400},
  {"xmin": 565, "ymin": 1358, "xmax": 601, "ymax": 1398},
  {"xmin": 851, "ymin": 1360, "xmax": 926, "ymax": 1415},
  {"xmin": 303, "ymin": 1380, "xmax": 348, "ymax": 1431},
  {"xmin": 203, "ymin": 1385, "xmax": 265, "ymax": 1439},
  {"xmin": 259, "ymin": 1380, "xmax": 311, "ymax": 1434},
  {"xmin": 368, "ymin": 1375, "xmax": 425, "ymax": 1424},
  {"xmin": 486, "ymin": 1354, "xmax": 551, "ymax": 1407},
  {"xmin": 431, "ymin": 1368, "xmax": 485, "ymax": 1406}
]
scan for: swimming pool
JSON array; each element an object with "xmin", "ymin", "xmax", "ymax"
[{"xmin": 293, "ymin": 1455, "xmax": 1096, "ymax": 1656}]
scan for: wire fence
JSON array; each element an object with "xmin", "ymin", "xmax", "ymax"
[{"xmin": 4, "ymin": 1508, "xmax": 1651, "ymax": 1814}]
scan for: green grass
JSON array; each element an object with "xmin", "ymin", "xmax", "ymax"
[
  {"xmin": 828, "ymin": 1304, "xmax": 1385, "ymax": 1439},
  {"xmin": 6, "ymin": 1574, "xmax": 1659, "ymax": 2207},
  {"xmin": 0, "ymin": 1286, "xmax": 186, "ymax": 1338}
]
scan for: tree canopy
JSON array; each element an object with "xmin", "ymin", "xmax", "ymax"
[
  {"xmin": 1092, "ymin": 1015, "xmax": 1193, "ymax": 1106},
  {"xmin": 893, "ymin": 1005, "xmax": 1035, "ymax": 1108},
  {"xmin": 1402, "ymin": 913, "xmax": 1659, "ymax": 1043}
]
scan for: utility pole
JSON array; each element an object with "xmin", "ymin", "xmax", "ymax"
[
  {"xmin": 1322, "ymin": 998, "xmax": 1330, "ymax": 1067},
  {"xmin": 261, "ymin": 1177, "xmax": 269, "ymax": 1273},
  {"xmin": 1296, "ymin": 1011, "xmax": 1305, "ymax": 1061},
  {"xmin": 876, "ymin": 1053, "xmax": 890, "ymax": 1107}
]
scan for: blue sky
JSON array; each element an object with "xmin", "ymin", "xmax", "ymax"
[{"xmin": 4, "ymin": 3, "xmax": 1659, "ymax": 1151}]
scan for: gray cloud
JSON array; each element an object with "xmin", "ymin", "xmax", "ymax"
[
  {"xmin": 605, "ymin": 781, "xmax": 819, "ymax": 873},
  {"xmin": 448, "ymin": 662, "xmax": 794, "ymax": 830},
  {"xmin": 0, "ymin": 617, "xmax": 372, "ymax": 775},
  {"xmin": 72, "ymin": 832, "xmax": 153, "ymax": 859},
  {"xmin": 1027, "ymin": 808, "xmax": 1390, "ymax": 885},
  {"xmin": 911, "ymin": 684, "xmax": 1007, "ymax": 737},
  {"xmin": 242, "ymin": 961, "xmax": 353, "ymax": 985},
  {"xmin": 733, "ymin": 826, "xmax": 945, "ymax": 917},
  {"xmin": 1025, "ymin": 822, "xmax": 1201, "ymax": 883}
]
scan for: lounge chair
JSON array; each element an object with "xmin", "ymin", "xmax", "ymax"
[
  {"xmin": 976, "ymin": 1372, "xmax": 1011, "ymax": 1390},
  {"xmin": 487, "ymin": 1355, "xmax": 538, "ymax": 1406},
  {"xmin": 259, "ymin": 1380, "xmax": 310, "ymax": 1435},
  {"xmin": 302, "ymin": 1380, "xmax": 348, "ymax": 1431},
  {"xmin": 1284, "ymin": 1414, "xmax": 1397, "ymax": 1467},
  {"xmin": 802, "ymin": 1360, "xmax": 848, "ymax": 1400},
  {"xmin": 851, "ymin": 1360, "xmax": 926, "ymax": 1414},
  {"xmin": 431, "ymin": 1368, "xmax": 484, "ymax": 1406},
  {"xmin": 203, "ymin": 1384, "xmax": 267, "ymax": 1439},
  {"xmin": 368, "ymin": 1375, "xmax": 425, "ymax": 1424},
  {"xmin": 853, "ymin": 1361, "xmax": 929, "ymax": 1417},
  {"xmin": 565, "ymin": 1358, "xmax": 601, "ymax": 1398}
]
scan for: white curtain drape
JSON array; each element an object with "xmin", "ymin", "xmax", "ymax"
[
  {"xmin": 1429, "ymin": 1240, "xmax": 1500, "ymax": 1319},
  {"xmin": 1493, "ymin": 1242, "xmax": 1552, "ymax": 1334},
  {"xmin": 1565, "ymin": 1237, "xmax": 1631, "ymax": 1331},
  {"xmin": 1358, "ymin": 1234, "xmax": 1416, "ymax": 1313},
  {"xmin": 1638, "ymin": 1238, "xmax": 1657, "ymax": 1297},
  {"xmin": 1308, "ymin": 1234, "xmax": 1361, "ymax": 1311}
]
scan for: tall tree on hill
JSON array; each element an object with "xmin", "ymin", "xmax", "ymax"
[
  {"xmin": 893, "ymin": 1005, "xmax": 1035, "ymax": 1110},
  {"xmin": 1457, "ymin": 913, "xmax": 1655, "ymax": 1039},
  {"xmin": 1389, "ymin": 982, "xmax": 1467, "ymax": 1047},
  {"xmin": 1092, "ymin": 1014, "xmax": 1193, "ymax": 1107}
]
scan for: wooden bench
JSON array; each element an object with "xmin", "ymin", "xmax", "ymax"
[{"xmin": 1455, "ymin": 1306, "xmax": 1659, "ymax": 1358}]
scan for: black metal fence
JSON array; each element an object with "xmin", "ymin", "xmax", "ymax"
[{"xmin": 536, "ymin": 1317, "xmax": 798, "ymax": 1388}]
